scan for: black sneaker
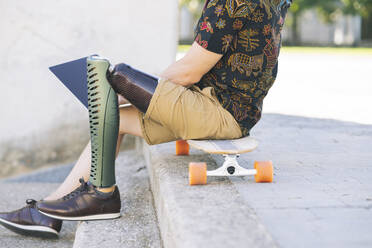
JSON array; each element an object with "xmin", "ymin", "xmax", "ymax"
[
  {"xmin": 37, "ymin": 178, "xmax": 121, "ymax": 221},
  {"xmin": 0, "ymin": 199, "xmax": 62, "ymax": 239}
]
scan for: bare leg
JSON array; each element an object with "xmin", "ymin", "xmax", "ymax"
[
  {"xmin": 44, "ymin": 134, "xmax": 124, "ymax": 200},
  {"xmin": 44, "ymin": 106, "xmax": 142, "ymax": 201},
  {"xmin": 118, "ymin": 106, "xmax": 143, "ymax": 136}
]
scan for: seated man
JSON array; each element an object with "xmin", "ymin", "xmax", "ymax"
[{"xmin": 0, "ymin": 0, "xmax": 291, "ymax": 238}]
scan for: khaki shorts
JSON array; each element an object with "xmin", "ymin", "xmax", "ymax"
[{"xmin": 139, "ymin": 78, "xmax": 242, "ymax": 145}]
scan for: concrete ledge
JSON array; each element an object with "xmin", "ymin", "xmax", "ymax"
[{"xmin": 139, "ymin": 139, "xmax": 276, "ymax": 248}]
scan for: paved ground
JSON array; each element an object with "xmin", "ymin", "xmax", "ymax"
[
  {"xmin": 0, "ymin": 165, "xmax": 76, "ymax": 248},
  {"xmin": 211, "ymin": 113, "xmax": 372, "ymax": 248},
  {"xmin": 264, "ymin": 52, "xmax": 372, "ymax": 125},
  {"xmin": 74, "ymin": 150, "xmax": 161, "ymax": 248},
  {"xmin": 237, "ymin": 51, "xmax": 372, "ymax": 247},
  {"xmin": 0, "ymin": 144, "xmax": 161, "ymax": 248}
]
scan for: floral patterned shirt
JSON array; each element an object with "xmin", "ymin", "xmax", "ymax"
[{"xmin": 194, "ymin": 0, "xmax": 290, "ymax": 136}]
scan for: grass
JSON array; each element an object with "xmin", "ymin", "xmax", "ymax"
[
  {"xmin": 178, "ymin": 44, "xmax": 372, "ymax": 55},
  {"xmin": 281, "ymin": 46, "xmax": 372, "ymax": 54},
  {"xmin": 178, "ymin": 45, "xmax": 192, "ymax": 53}
]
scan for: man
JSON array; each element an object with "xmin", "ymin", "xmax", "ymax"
[{"xmin": 0, "ymin": 0, "xmax": 291, "ymax": 238}]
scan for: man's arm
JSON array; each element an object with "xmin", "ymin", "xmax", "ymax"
[{"xmin": 159, "ymin": 41, "xmax": 223, "ymax": 87}]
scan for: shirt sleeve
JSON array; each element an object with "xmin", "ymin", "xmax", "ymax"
[{"xmin": 194, "ymin": 0, "xmax": 249, "ymax": 54}]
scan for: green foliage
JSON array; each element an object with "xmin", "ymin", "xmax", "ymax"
[
  {"xmin": 179, "ymin": 0, "xmax": 205, "ymax": 19},
  {"xmin": 179, "ymin": 0, "xmax": 202, "ymax": 7},
  {"xmin": 289, "ymin": 0, "xmax": 371, "ymax": 22},
  {"xmin": 290, "ymin": 0, "xmax": 341, "ymax": 23},
  {"xmin": 179, "ymin": 0, "xmax": 371, "ymax": 19},
  {"xmin": 341, "ymin": 0, "xmax": 372, "ymax": 17}
]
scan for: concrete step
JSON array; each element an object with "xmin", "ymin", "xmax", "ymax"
[
  {"xmin": 139, "ymin": 138, "xmax": 276, "ymax": 248},
  {"xmin": 0, "ymin": 164, "xmax": 76, "ymax": 248},
  {"xmin": 73, "ymin": 150, "xmax": 162, "ymax": 248}
]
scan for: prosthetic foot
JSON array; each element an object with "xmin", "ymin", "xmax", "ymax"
[{"xmin": 87, "ymin": 56, "xmax": 119, "ymax": 188}]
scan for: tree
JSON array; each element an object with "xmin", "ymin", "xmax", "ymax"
[
  {"xmin": 341, "ymin": 0, "xmax": 372, "ymax": 17},
  {"xmin": 179, "ymin": 0, "xmax": 205, "ymax": 19},
  {"xmin": 340, "ymin": 0, "xmax": 372, "ymax": 40}
]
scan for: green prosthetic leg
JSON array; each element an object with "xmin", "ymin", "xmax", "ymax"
[{"xmin": 87, "ymin": 56, "xmax": 119, "ymax": 188}]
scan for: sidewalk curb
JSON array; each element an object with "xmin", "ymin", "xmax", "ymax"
[{"xmin": 139, "ymin": 138, "xmax": 277, "ymax": 248}]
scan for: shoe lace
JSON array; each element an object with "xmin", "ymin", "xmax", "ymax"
[{"xmin": 62, "ymin": 178, "xmax": 89, "ymax": 200}]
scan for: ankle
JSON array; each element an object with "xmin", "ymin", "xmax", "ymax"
[{"xmin": 95, "ymin": 185, "xmax": 115, "ymax": 193}]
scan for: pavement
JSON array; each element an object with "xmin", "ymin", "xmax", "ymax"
[
  {"xmin": 0, "ymin": 137, "xmax": 162, "ymax": 248},
  {"xmin": 73, "ymin": 150, "xmax": 162, "ymax": 248},
  {"xmin": 140, "ymin": 113, "xmax": 372, "ymax": 248},
  {"xmin": 228, "ymin": 113, "xmax": 372, "ymax": 248},
  {"xmin": 264, "ymin": 52, "xmax": 372, "ymax": 125},
  {"xmin": 0, "ymin": 165, "xmax": 76, "ymax": 248}
]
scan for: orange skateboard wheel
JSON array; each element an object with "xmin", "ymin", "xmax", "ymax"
[
  {"xmin": 176, "ymin": 140, "xmax": 189, "ymax": 155},
  {"xmin": 189, "ymin": 162, "xmax": 207, "ymax": 185},
  {"xmin": 254, "ymin": 161, "xmax": 273, "ymax": 183}
]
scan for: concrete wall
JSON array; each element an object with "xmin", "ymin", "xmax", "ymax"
[{"xmin": 0, "ymin": 0, "xmax": 178, "ymax": 177}]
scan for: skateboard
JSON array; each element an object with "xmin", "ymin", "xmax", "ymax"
[{"xmin": 175, "ymin": 138, "xmax": 273, "ymax": 185}]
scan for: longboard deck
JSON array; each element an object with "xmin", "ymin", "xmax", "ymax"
[{"xmin": 187, "ymin": 136, "xmax": 258, "ymax": 155}]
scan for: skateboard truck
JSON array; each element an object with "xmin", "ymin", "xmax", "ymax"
[
  {"xmin": 207, "ymin": 154, "xmax": 257, "ymax": 177},
  {"xmin": 175, "ymin": 140, "xmax": 273, "ymax": 185}
]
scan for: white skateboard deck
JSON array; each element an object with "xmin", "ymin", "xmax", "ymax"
[{"xmin": 187, "ymin": 136, "xmax": 258, "ymax": 155}]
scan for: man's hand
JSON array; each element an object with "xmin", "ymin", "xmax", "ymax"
[{"xmin": 160, "ymin": 41, "xmax": 223, "ymax": 87}]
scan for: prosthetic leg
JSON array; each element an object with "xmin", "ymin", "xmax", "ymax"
[
  {"xmin": 86, "ymin": 57, "xmax": 159, "ymax": 186},
  {"xmin": 87, "ymin": 56, "xmax": 119, "ymax": 187}
]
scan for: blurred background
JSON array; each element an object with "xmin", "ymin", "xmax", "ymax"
[
  {"xmin": 179, "ymin": 0, "xmax": 372, "ymax": 46},
  {"xmin": 0, "ymin": 0, "xmax": 371, "ymax": 178}
]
